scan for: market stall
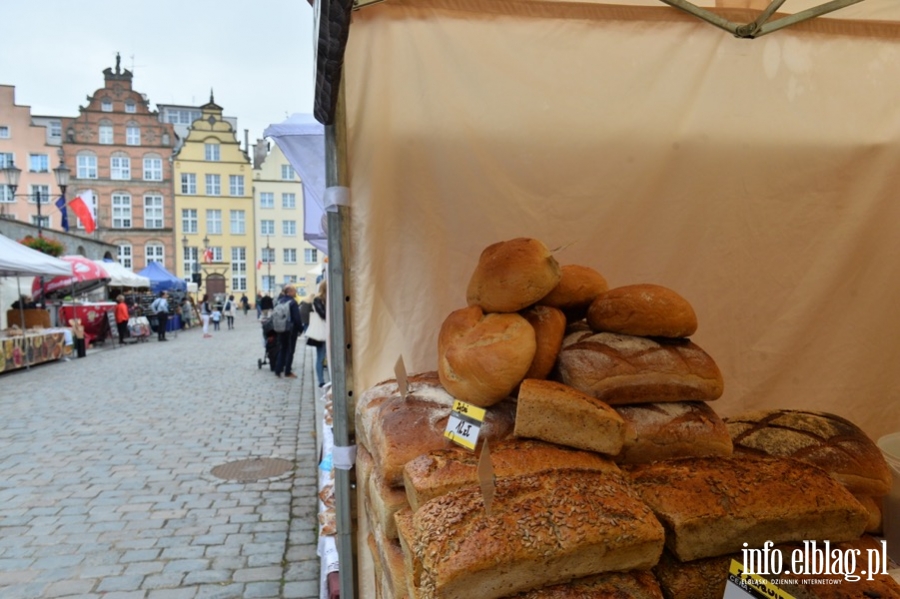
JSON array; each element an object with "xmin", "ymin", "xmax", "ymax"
[
  {"xmin": 137, "ymin": 262, "xmax": 187, "ymax": 332},
  {"xmin": 58, "ymin": 302, "xmax": 117, "ymax": 346}
]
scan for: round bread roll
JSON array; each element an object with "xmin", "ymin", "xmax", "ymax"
[
  {"xmin": 539, "ymin": 264, "xmax": 609, "ymax": 320},
  {"xmin": 520, "ymin": 305, "xmax": 566, "ymax": 380},
  {"xmin": 466, "ymin": 238, "xmax": 561, "ymax": 313},
  {"xmin": 438, "ymin": 305, "xmax": 536, "ymax": 407},
  {"xmin": 587, "ymin": 284, "xmax": 698, "ymax": 338}
]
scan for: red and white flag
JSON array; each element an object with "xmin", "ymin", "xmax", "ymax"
[
  {"xmin": 256, "ymin": 259, "xmax": 262, "ymax": 270},
  {"xmin": 69, "ymin": 190, "xmax": 96, "ymax": 234},
  {"xmin": 203, "ymin": 248, "xmax": 214, "ymax": 263}
]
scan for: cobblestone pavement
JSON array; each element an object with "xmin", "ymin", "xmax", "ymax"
[{"xmin": 0, "ymin": 315, "xmax": 321, "ymax": 599}]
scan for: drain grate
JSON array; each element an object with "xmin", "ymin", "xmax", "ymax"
[{"xmin": 210, "ymin": 457, "xmax": 294, "ymax": 481}]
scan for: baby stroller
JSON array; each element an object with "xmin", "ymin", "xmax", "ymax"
[{"xmin": 257, "ymin": 317, "xmax": 279, "ymax": 371}]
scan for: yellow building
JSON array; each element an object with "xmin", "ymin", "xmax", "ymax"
[{"xmin": 173, "ymin": 94, "xmax": 255, "ymax": 301}]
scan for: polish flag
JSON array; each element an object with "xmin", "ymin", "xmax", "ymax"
[
  {"xmin": 203, "ymin": 247, "xmax": 214, "ymax": 263},
  {"xmin": 69, "ymin": 191, "xmax": 96, "ymax": 234},
  {"xmin": 256, "ymin": 259, "xmax": 262, "ymax": 270}
]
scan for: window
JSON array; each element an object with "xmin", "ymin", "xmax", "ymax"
[
  {"xmin": 206, "ymin": 209, "xmax": 222, "ymax": 234},
  {"xmin": 31, "ymin": 215, "xmax": 51, "ymax": 229},
  {"xmin": 229, "ymin": 175, "xmax": 244, "ymax": 196},
  {"xmin": 282, "ymin": 220, "xmax": 297, "ymax": 236},
  {"xmin": 74, "ymin": 190, "xmax": 97, "ymax": 229},
  {"xmin": 282, "ymin": 193, "xmax": 296, "ymax": 209},
  {"xmin": 145, "ymin": 242, "xmax": 165, "ymax": 265},
  {"xmin": 126, "ymin": 125, "xmax": 141, "ymax": 146},
  {"xmin": 143, "ymin": 156, "xmax": 163, "ymax": 181},
  {"xmin": 111, "ymin": 154, "xmax": 131, "ymax": 180},
  {"xmin": 101, "ymin": 98, "xmax": 113, "ymax": 112},
  {"xmin": 112, "ymin": 193, "xmax": 132, "ymax": 228},
  {"xmin": 283, "ymin": 248, "xmax": 297, "ymax": 264},
  {"xmin": 118, "ymin": 243, "xmax": 133, "ymax": 268},
  {"xmin": 0, "ymin": 152, "xmax": 13, "ymax": 168},
  {"xmin": 209, "ymin": 247, "xmax": 223, "ymax": 262},
  {"xmin": 180, "ymin": 173, "xmax": 196, "ymax": 194},
  {"xmin": 183, "ymin": 246, "xmax": 198, "ymax": 276},
  {"xmin": 262, "ymin": 247, "xmax": 276, "ymax": 263},
  {"xmin": 99, "ymin": 124, "xmax": 113, "ymax": 145},
  {"xmin": 77, "ymin": 153, "xmax": 98, "ymax": 179},
  {"xmin": 29, "ymin": 154, "xmax": 49, "ymax": 173},
  {"xmin": 0, "ymin": 186, "xmax": 13, "ymax": 203},
  {"xmin": 260, "ymin": 220, "xmax": 275, "ymax": 236},
  {"xmin": 229, "ymin": 210, "xmax": 245, "ymax": 234},
  {"xmin": 49, "ymin": 121, "xmax": 62, "ymax": 138},
  {"xmin": 281, "ymin": 165, "xmax": 295, "ymax": 180},
  {"xmin": 262, "ymin": 275, "xmax": 276, "ymax": 293},
  {"xmin": 259, "ymin": 192, "xmax": 274, "ymax": 209},
  {"xmin": 28, "ymin": 185, "xmax": 51, "ymax": 204},
  {"xmin": 205, "ymin": 174, "xmax": 220, "ymax": 196},
  {"xmin": 204, "ymin": 143, "xmax": 220, "ymax": 161},
  {"xmin": 144, "ymin": 195, "xmax": 164, "ymax": 229},
  {"xmin": 125, "ymin": 100, "xmax": 136, "ymax": 113},
  {"xmin": 182, "ymin": 209, "xmax": 198, "ymax": 233},
  {"xmin": 231, "ymin": 247, "xmax": 247, "ymax": 291},
  {"xmin": 283, "ymin": 275, "xmax": 298, "ymax": 285},
  {"xmin": 0, "ymin": 126, "xmax": 9, "ymax": 138},
  {"xmin": 304, "ymin": 248, "xmax": 318, "ymax": 264}
]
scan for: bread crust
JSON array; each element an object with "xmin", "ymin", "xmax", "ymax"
[
  {"xmin": 466, "ymin": 238, "xmax": 562, "ymax": 313},
  {"xmin": 506, "ymin": 571, "xmax": 664, "ymax": 599},
  {"xmin": 520, "ymin": 305, "xmax": 566, "ymax": 381},
  {"xmin": 587, "ymin": 284, "xmax": 698, "ymax": 338},
  {"xmin": 539, "ymin": 264, "xmax": 609, "ymax": 320}
]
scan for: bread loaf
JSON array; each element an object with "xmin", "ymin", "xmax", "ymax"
[
  {"xmin": 725, "ymin": 410, "xmax": 892, "ymax": 496},
  {"xmin": 396, "ymin": 468, "xmax": 665, "ymax": 599},
  {"xmin": 625, "ymin": 455, "xmax": 869, "ymax": 562},
  {"xmin": 368, "ymin": 506, "xmax": 411, "ymax": 599},
  {"xmin": 520, "ymin": 305, "xmax": 566, "ymax": 381},
  {"xmin": 438, "ymin": 306, "xmax": 536, "ymax": 407},
  {"xmin": 539, "ymin": 264, "xmax": 609, "ymax": 321},
  {"xmin": 402, "ymin": 437, "xmax": 620, "ymax": 511},
  {"xmin": 466, "ymin": 238, "xmax": 561, "ymax": 313},
  {"xmin": 505, "ymin": 571, "xmax": 664, "ymax": 598},
  {"xmin": 653, "ymin": 549, "xmax": 730, "ymax": 599},
  {"xmin": 587, "ymin": 284, "xmax": 698, "ymax": 338},
  {"xmin": 356, "ymin": 372, "xmax": 517, "ymax": 486},
  {"xmin": 614, "ymin": 401, "xmax": 733, "ymax": 464},
  {"xmin": 368, "ymin": 468, "xmax": 409, "ymax": 540},
  {"xmin": 557, "ymin": 331, "xmax": 724, "ymax": 405},
  {"xmin": 514, "ymin": 379, "xmax": 625, "ymax": 455},
  {"xmin": 366, "ymin": 533, "xmax": 387, "ymax": 599},
  {"xmin": 854, "ymin": 494, "xmax": 882, "ymax": 534}
]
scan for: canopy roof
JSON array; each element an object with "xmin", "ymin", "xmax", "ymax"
[
  {"xmin": 96, "ymin": 260, "xmax": 151, "ymax": 288},
  {"xmin": 137, "ymin": 262, "xmax": 187, "ymax": 293},
  {"xmin": 0, "ymin": 233, "xmax": 73, "ymax": 278}
]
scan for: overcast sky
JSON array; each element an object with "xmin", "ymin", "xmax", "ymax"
[{"xmin": 1, "ymin": 0, "xmax": 315, "ymax": 143}]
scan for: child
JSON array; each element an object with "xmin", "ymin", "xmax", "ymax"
[{"xmin": 211, "ymin": 307, "xmax": 222, "ymax": 331}]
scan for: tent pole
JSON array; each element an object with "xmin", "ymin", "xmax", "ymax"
[
  {"xmin": 326, "ymin": 80, "xmax": 357, "ymax": 599},
  {"xmin": 16, "ymin": 276, "xmax": 29, "ymax": 370}
]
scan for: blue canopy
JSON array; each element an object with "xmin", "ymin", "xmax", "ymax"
[{"xmin": 137, "ymin": 262, "xmax": 187, "ymax": 293}]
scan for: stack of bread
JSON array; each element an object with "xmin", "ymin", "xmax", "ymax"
[{"xmin": 355, "ymin": 237, "xmax": 897, "ymax": 599}]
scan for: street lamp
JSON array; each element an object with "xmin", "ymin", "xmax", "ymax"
[
  {"xmin": 2, "ymin": 161, "xmax": 71, "ymax": 238},
  {"xmin": 181, "ymin": 235, "xmax": 190, "ymax": 280}
]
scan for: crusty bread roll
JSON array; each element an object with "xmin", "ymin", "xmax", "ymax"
[
  {"xmin": 402, "ymin": 438, "xmax": 620, "ymax": 511},
  {"xmin": 557, "ymin": 331, "xmax": 724, "ymax": 405},
  {"xmin": 587, "ymin": 284, "xmax": 698, "ymax": 338},
  {"xmin": 520, "ymin": 305, "xmax": 566, "ymax": 381},
  {"xmin": 396, "ymin": 468, "xmax": 665, "ymax": 599},
  {"xmin": 438, "ymin": 306, "xmax": 536, "ymax": 407},
  {"xmin": 625, "ymin": 455, "xmax": 869, "ymax": 562},
  {"xmin": 356, "ymin": 372, "xmax": 517, "ymax": 486},
  {"xmin": 725, "ymin": 409, "xmax": 892, "ymax": 497},
  {"xmin": 466, "ymin": 238, "xmax": 561, "ymax": 313},
  {"xmin": 514, "ymin": 379, "xmax": 625, "ymax": 455},
  {"xmin": 539, "ymin": 264, "xmax": 609, "ymax": 320},
  {"xmin": 614, "ymin": 401, "xmax": 733, "ymax": 464},
  {"xmin": 506, "ymin": 571, "xmax": 664, "ymax": 599},
  {"xmin": 855, "ymin": 494, "xmax": 882, "ymax": 534}
]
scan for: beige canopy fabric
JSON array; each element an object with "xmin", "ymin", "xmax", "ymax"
[{"xmin": 341, "ymin": 0, "xmax": 900, "ymax": 441}]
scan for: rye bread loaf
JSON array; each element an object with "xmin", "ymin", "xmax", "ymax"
[
  {"xmin": 402, "ymin": 437, "xmax": 620, "ymax": 511},
  {"xmin": 396, "ymin": 468, "xmax": 665, "ymax": 599},
  {"xmin": 368, "ymin": 468, "xmax": 409, "ymax": 540},
  {"xmin": 725, "ymin": 410, "xmax": 892, "ymax": 497},
  {"xmin": 539, "ymin": 264, "xmax": 609, "ymax": 321},
  {"xmin": 367, "ymin": 503, "xmax": 411, "ymax": 599},
  {"xmin": 466, "ymin": 238, "xmax": 561, "ymax": 313},
  {"xmin": 557, "ymin": 331, "xmax": 724, "ymax": 405},
  {"xmin": 505, "ymin": 571, "xmax": 664, "ymax": 599},
  {"xmin": 587, "ymin": 284, "xmax": 698, "ymax": 338},
  {"xmin": 625, "ymin": 455, "xmax": 869, "ymax": 562},
  {"xmin": 520, "ymin": 305, "xmax": 566, "ymax": 381},
  {"xmin": 514, "ymin": 379, "xmax": 625, "ymax": 455},
  {"xmin": 365, "ymin": 533, "xmax": 386, "ymax": 599},
  {"xmin": 438, "ymin": 306, "xmax": 536, "ymax": 407},
  {"xmin": 356, "ymin": 372, "xmax": 517, "ymax": 486},
  {"xmin": 614, "ymin": 401, "xmax": 733, "ymax": 464}
]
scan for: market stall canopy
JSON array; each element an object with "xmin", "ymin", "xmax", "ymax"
[
  {"xmin": 0, "ymin": 233, "xmax": 73, "ymax": 278},
  {"xmin": 32, "ymin": 255, "xmax": 110, "ymax": 300},
  {"xmin": 137, "ymin": 262, "xmax": 187, "ymax": 293},
  {"xmin": 95, "ymin": 259, "xmax": 150, "ymax": 288}
]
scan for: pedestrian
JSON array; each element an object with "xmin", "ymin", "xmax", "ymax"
[
  {"xmin": 260, "ymin": 293, "xmax": 274, "ymax": 319},
  {"xmin": 182, "ymin": 297, "xmax": 193, "ymax": 329},
  {"xmin": 150, "ymin": 291, "xmax": 169, "ymax": 341},
  {"xmin": 273, "ymin": 285, "xmax": 301, "ymax": 379},
  {"xmin": 223, "ymin": 295, "xmax": 237, "ymax": 330},
  {"xmin": 298, "ymin": 295, "xmax": 312, "ymax": 334},
  {"xmin": 211, "ymin": 306, "xmax": 222, "ymax": 331},
  {"xmin": 200, "ymin": 294, "xmax": 212, "ymax": 338},
  {"xmin": 305, "ymin": 280, "xmax": 329, "ymax": 388},
  {"xmin": 240, "ymin": 293, "xmax": 249, "ymax": 316},
  {"xmin": 114, "ymin": 294, "xmax": 130, "ymax": 345}
]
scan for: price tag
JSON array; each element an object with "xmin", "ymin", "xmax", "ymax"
[
  {"xmin": 444, "ymin": 400, "xmax": 486, "ymax": 450},
  {"xmin": 394, "ymin": 355, "xmax": 409, "ymax": 398},
  {"xmin": 723, "ymin": 559, "xmax": 796, "ymax": 599}
]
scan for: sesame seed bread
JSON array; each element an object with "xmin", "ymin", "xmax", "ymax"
[
  {"xmin": 466, "ymin": 237, "xmax": 562, "ymax": 313},
  {"xmin": 586, "ymin": 284, "xmax": 698, "ymax": 338}
]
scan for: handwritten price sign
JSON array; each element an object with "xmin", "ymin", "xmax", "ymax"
[{"xmin": 444, "ymin": 400, "xmax": 486, "ymax": 450}]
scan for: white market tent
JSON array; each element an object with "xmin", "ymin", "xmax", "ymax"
[
  {"xmin": 278, "ymin": 1, "xmax": 900, "ymax": 595},
  {"xmin": 0, "ymin": 233, "xmax": 73, "ymax": 329},
  {"xmin": 93, "ymin": 260, "xmax": 151, "ymax": 289}
]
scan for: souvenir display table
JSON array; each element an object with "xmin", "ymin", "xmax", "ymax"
[
  {"xmin": 58, "ymin": 302, "xmax": 116, "ymax": 346},
  {"xmin": 0, "ymin": 328, "xmax": 70, "ymax": 373}
]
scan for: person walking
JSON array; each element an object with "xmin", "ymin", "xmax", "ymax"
[
  {"xmin": 240, "ymin": 293, "xmax": 249, "ymax": 316},
  {"xmin": 200, "ymin": 294, "xmax": 212, "ymax": 339},
  {"xmin": 305, "ymin": 281, "xmax": 329, "ymax": 388},
  {"xmin": 255, "ymin": 292, "xmax": 262, "ymax": 319},
  {"xmin": 150, "ymin": 291, "xmax": 169, "ymax": 342},
  {"xmin": 181, "ymin": 297, "xmax": 193, "ymax": 330},
  {"xmin": 223, "ymin": 295, "xmax": 237, "ymax": 330},
  {"xmin": 114, "ymin": 295, "xmax": 130, "ymax": 345},
  {"xmin": 298, "ymin": 295, "xmax": 312, "ymax": 334},
  {"xmin": 273, "ymin": 285, "xmax": 301, "ymax": 379},
  {"xmin": 260, "ymin": 293, "xmax": 275, "ymax": 319}
]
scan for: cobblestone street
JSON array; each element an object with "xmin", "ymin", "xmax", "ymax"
[{"xmin": 0, "ymin": 315, "xmax": 322, "ymax": 599}]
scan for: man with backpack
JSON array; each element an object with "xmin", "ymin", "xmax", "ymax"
[
  {"xmin": 272, "ymin": 286, "xmax": 301, "ymax": 379},
  {"xmin": 150, "ymin": 291, "xmax": 170, "ymax": 342}
]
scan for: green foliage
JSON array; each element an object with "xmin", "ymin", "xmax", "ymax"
[{"xmin": 18, "ymin": 235, "xmax": 65, "ymax": 257}]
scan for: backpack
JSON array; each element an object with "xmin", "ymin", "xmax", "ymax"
[{"xmin": 272, "ymin": 300, "xmax": 291, "ymax": 333}]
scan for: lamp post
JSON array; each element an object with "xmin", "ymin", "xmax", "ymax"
[
  {"xmin": 2, "ymin": 162, "xmax": 70, "ymax": 238},
  {"xmin": 181, "ymin": 235, "xmax": 190, "ymax": 281},
  {"xmin": 266, "ymin": 235, "xmax": 272, "ymax": 293}
]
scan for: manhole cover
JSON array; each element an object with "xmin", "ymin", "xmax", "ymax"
[{"xmin": 210, "ymin": 457, "xmax": 294, "ymax": 481}]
